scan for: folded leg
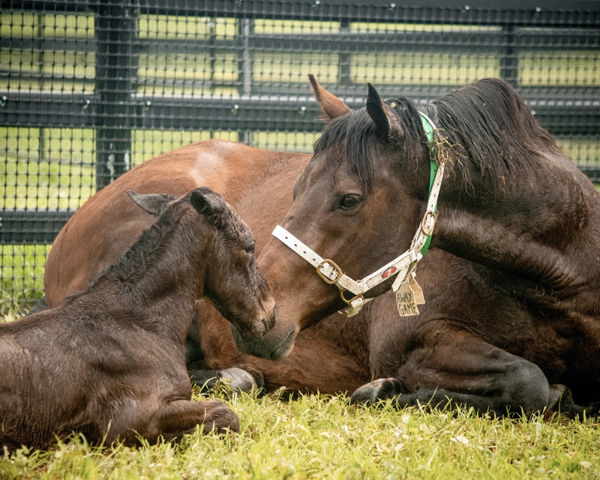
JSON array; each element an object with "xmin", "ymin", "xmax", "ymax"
[{"xmin": 352, "ymin": 327, "xmax": 556, "ymax": 416}]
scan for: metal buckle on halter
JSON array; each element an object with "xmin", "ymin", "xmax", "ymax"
[
  {"xmin": 421, "ymin": 210, "xmax": 437, "ymax": 236},
  {"xmin": 317, "ymin": 259, "xmax": 343, "ymax": 284}
]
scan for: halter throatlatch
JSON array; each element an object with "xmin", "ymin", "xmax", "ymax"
[{"xmin": 272, "ymin": 112, "xmax": 444, "ymax": 317}]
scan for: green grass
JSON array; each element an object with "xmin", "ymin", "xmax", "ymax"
[
  {"xmin": 0, "ymin": 245, "xmax": 49, "ymax": 316},
  {"xmin": 1, "ymin": 308, "xmax": 599, "ymax": 478},
  {"xmin": 1, "ymin": 302, "xmax": 600, "ymax": 478},
  {"xmin": 0, "ymin": 380, "xmax": 599, "ymax": 479}
]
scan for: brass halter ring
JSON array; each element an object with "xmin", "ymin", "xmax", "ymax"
[
  {"xmin": 316, "ymin": 259, "xmax": 343, "ymax": 284},
  {"xmin": 421, "ymin": 210, "xmax": 437, "ymax": 236}
]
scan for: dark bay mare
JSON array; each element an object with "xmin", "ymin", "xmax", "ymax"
[
  {"xmin": 257, "ymin": 76, "xmax": 600, "ymax": 416},
  {"xmin": 1, "ymin": 187, "xmax": 277, "ymax": 451},
  {"xmin": 42, "ymin": 77, "xmax": 600, "ymax": 416}
]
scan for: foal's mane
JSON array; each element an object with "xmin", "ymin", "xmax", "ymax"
[
  {"xmin": 102, "ymin": 197, "xmax": 188, "ymax": 284},
  {"xmin": 102, "ymin": 189, "xmax": 251, "ymax": 285},
  {"xmin": 314, "ymin": 78, "xmax": 561, "ymax": 192},
  {"xmin": 61, "ymin": 199, "xmax": 188, "ymax": 306}
]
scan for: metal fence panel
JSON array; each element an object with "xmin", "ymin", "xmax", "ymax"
[{"xmin": 1, "ymin": 0, "xmax": 599, "ymax": 312}]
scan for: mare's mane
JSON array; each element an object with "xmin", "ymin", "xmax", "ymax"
[
  {"xmin": 427, "ymin": 78, "xmax": 562, "ymax": 188},
  {"xmin": 314, "ymin": 78, "xmax": 562, "ymax": 193}
]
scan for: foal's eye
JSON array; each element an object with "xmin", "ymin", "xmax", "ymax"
[
  {"xmin": 336, "ymin": 194, "xmax": 363, "ymax": 211},
  {"xmin": 244, "ymin": 244, "xmax": 255, "ymax": 255}
]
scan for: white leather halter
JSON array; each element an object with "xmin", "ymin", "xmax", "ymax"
[{"xmin": 272, "ymin": 112, "xmax": 444, "ymax": 317}]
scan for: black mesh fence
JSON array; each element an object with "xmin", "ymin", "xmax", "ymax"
[{"xmin": 1, "ymin": 0, "xmax": 599, "ymax": 313}]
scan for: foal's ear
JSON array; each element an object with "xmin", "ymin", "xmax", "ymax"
[
  {"xmin": 366, "ymin": 83, "xmax": 403, "ymax": 140},
  {"xmin": 308, "ymin": 73, "xmax": 352, "ymax": 121},
  {"xmin": 127, "ymin": 190, "xmax": 175, "ymax": 216},
  {"xmin": 190, "ymin": 188, "xmax": 223, "ymax": 217}
]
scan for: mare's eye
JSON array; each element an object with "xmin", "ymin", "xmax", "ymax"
[{"xmin": 336, "ymin": 194, "xmax": 363, "ymax": 211}]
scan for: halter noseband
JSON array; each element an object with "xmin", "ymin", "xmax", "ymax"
[{"xmin": 272, "ymin": 112, "xmax": 445, "ymax": 317}]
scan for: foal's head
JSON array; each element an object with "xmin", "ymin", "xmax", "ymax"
[{"xmin": 128, "ymin": 187, "xmax": 280, "ymax": 357}]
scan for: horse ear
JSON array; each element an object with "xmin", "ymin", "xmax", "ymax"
[
  {"xmin": 366, "ymin": 83, "xmax": 403, "ymax": 139},
  {"xmin": 190, "ymin": 188, "xmax": 223, "ymax": 217},
  {"xmin": 127, "ymin": 190, "xmax": 174, "ymax": 216},
  {"xmin": 308, "ymin": 73, "xmax": 352, "ymax": 121}
]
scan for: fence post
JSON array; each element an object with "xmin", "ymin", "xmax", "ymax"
[
  {"xmin": 94, "ymin": 1, "xmax": 138, "ymax": 191},
  {"xmin": 500, "ymin": 24, "xmax": 518, "ymax": 87},
  {"xmin": 339, "ymin": 19, "xmax": 351, "ymax": 86},
  {"xmin": 238, "ymin": 18, "xmax": 253, "ymax": 145}
]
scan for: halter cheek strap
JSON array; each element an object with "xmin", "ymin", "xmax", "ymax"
[
  {"xmin": 418, "ymin": 112, "xmax": 438, "ymax": 256},
  {"xmin": 272, "ymin": 112, "xmax": 444, "ymax": 317}
]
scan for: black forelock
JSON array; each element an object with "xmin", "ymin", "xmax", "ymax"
[{"xmin": 312, "ymin": 96, "xmax": 427, "ymax": 192}]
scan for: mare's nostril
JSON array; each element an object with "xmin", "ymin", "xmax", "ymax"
[{"xmin": 269, "ymin": 306, "xmax": 277, "ymax": 330}]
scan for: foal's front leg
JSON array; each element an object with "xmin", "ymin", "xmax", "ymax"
[{"xmin": 144, "ymin": 399, "xmax": 240, "ymax": 443}]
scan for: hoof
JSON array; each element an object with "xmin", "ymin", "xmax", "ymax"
[
  {"xmin": 545, "ymin": 384, "xmax": 586, "ymax": 419},
  {"xmin": 200, "ymin": 400, "xmax": 240, "ymax": 434},
  {"xmin": 350, "ymin": 377, "xmax": 399, "ymax": 405},
  {"xmin": 217, "ymin": 367, "xmax": 259, "ymax": 392}
]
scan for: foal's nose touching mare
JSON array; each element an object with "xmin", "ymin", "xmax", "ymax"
[{"xmin": 43, "ymin": 76, "xmax": 600, "ymax": 417}]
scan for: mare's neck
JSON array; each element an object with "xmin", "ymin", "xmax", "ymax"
[{"xmin": 432, "ymin": 155, "xmax": 598, "ymax": 292}]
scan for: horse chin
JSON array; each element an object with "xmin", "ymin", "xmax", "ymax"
[{"xmin": 230, "ymin": 323, "xmax": 297, "ymax": 360}]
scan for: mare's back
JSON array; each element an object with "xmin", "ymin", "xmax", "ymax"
[{"xmin": 44, "ymin": 139, "xmax": 310, "ymax": 308}]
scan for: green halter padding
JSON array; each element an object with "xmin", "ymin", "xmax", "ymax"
[{"xmin": 419, "ymin": 112, "xmax": 438, "ymax": 256}]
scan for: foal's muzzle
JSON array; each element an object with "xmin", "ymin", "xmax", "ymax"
[{"xmin": 229, "ymin": 310, "xmax": 296, "ymax": 361}]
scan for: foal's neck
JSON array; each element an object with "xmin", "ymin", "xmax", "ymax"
[{"xmin": 97, "ymin": 209, "xmax": 208, "ymax": 342}]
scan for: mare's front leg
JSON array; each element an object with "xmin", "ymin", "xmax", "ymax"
[
  {"xmin": 351, "ymin": 326, "xmax": 575, "ymax": 417},
  {"xmin": 190, "ymin": 367, "xmax": 264, "ymax": 392},
  {"xmin": 189, "ymin": 327, "xmax": 369, "ymax": 396},
  {"xmin": 239, "ymin": 323, "xmax": 370, "ymax": 395},
  {"xmin": 184, "ymin": 301, "xmax": 262, "ymax": 392}
]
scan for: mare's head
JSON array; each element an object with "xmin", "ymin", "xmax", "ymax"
[
  {"xmin": 129, "ymin": 188, "xmax": 292, "ymax": 359},
  {"xmin": 258, "ymin": 75, "xmax": 435, "ymax": 329}
]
